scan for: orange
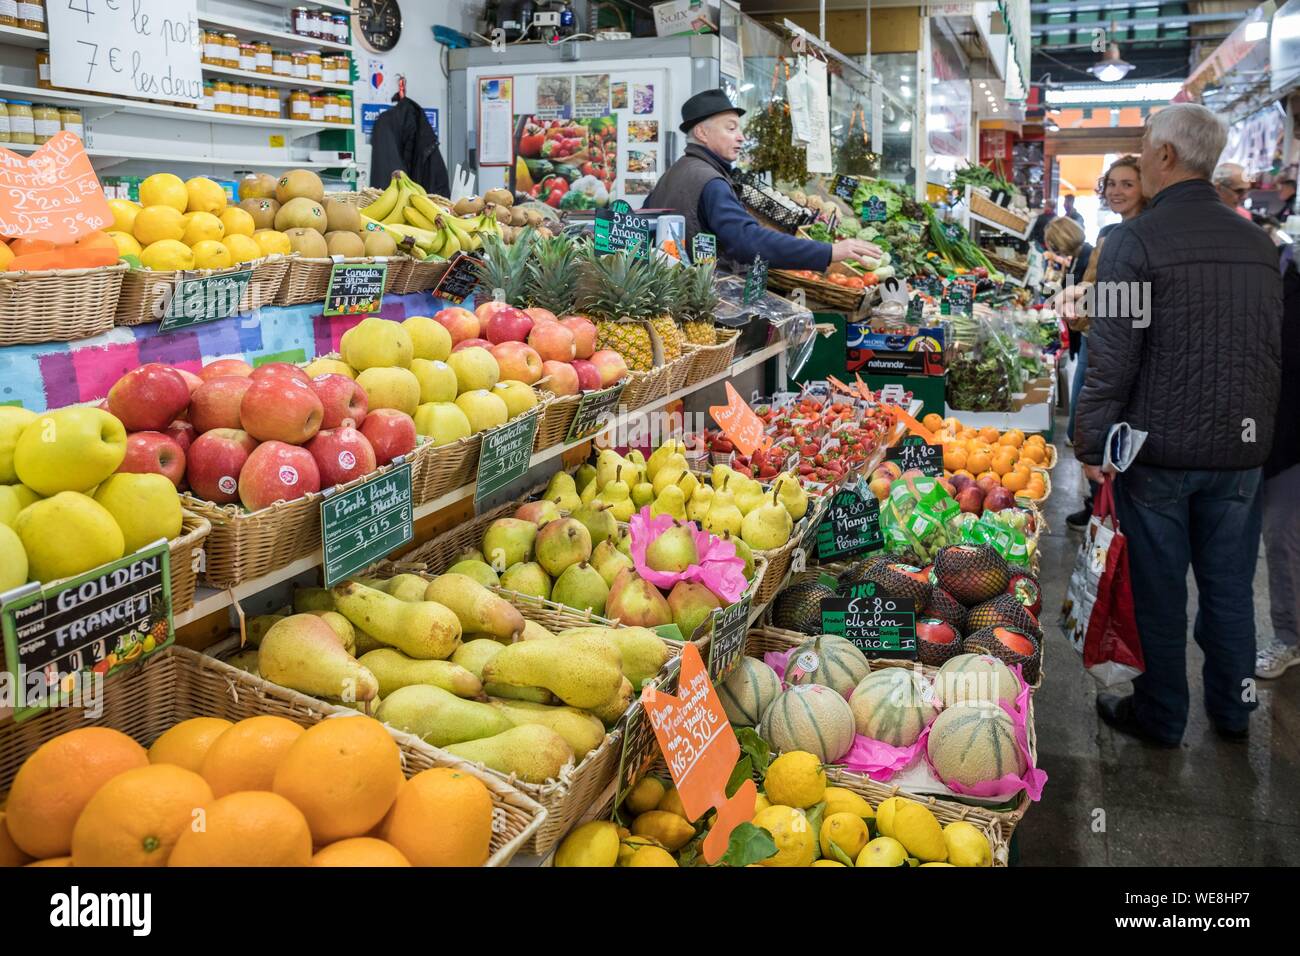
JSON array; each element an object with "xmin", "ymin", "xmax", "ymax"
[
  {"xmin": 1021, "ymin": 444, "xmax": 1045, "ymax": 464},
  {"xmin": 960, "ymin": 427, "xmax": 978, "ymax": 440},
  {"xmin": 5, "ymin": 727, "xmax": 148, "ymax": 859},
  {"xmin": 26, "ymin": 857, "xmax": 72, "ymax": 867},
  {"xmin": 71, "ymin": 764, "xmax": 213, "ymax": 867},
  {"xmin": 200, "ymin": 715, "xmax": 305, "ymax": 797},
  {"xmin": 1025, "ymin": 433, "xmax": 1045, "ymax": 446},
  {"xmin": 0, "ymin": 812, "xmax": 32, "ymax": 867},
  {"xmin": 943, "ymin": 417, "xmax": 962, "ymax": 432},
  {"xmin": 922, "ymin": 413, "xmax": 944, "ymax": 433},
  {"xmin": 979, "ymin": 427, "xmax": 1000, "ymax": 444},
  {"xmin": 382, "ymin": 767, "xmax": 493, "ymax": 867},
  {"xmin": 943, "ymin": 446, "xmax": 967, "ymax": 471},
  {"xmin": 148, "ymin": 717, "xmax": 233, "ymax": 773},
  {"xmin": 272, "ymin": 715, "xmax": 403, "ymax": 844},
  {"xmin": 312, "ymin": 837, "xmax": 411, "ymax": 867},
  {"xmin": 966, "ymin": 451, "xmax": 991, "ymax": 475},
  {"xmin": 1001, "ymin": 470, "xmax": 1028, "ymax": 493},
  {"xmin": 992, "ymin": 451, "xmax": 1016, "ymax": 477},
  {"xmin": 1001, "ymin": 429, "xmax": 1025, "ymax": 448},
  {"xmin": 169, "ymin": 791, "xmax": 311, "ymax": 867}
]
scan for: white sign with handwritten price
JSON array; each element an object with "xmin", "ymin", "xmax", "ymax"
[{"xmin": 49, "ymin": 0, "xmax": 204, "ymax": 105}]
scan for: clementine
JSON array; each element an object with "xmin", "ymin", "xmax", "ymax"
[
  {"xmin": 169, "ymin": 791, "xmax": 312, "ymax": 867},
  {"xmin": 382, "ymin": 767, "xmax": 493, "ymax": 867},
  {"xmin": 312, "ymin": 837, "xmax": 412, "ymax": 867},
  {"xmin": 0, "ymin": 812, "xmax": 32, "ymax": 867},
  {"xmin": 148, "ymin": 717, "xmax": 233, "ymax": 773},
  {"xmin": 71, "ymin": 764, "xmax": 213, "ymax": 866},
  {"xmin": 200, "ymin": 715, "xmax": 304, "ymax": 796}
]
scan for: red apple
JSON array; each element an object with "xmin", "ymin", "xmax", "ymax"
[
  {"xmin": 917, "ymin": 618, "xmax": 959, "ymax": 645},
  {"xmin": 560, "ymin": 315, "xmax": 597, "ymax": 359},
  {"xmin": 452, "ymin": 337, "xmax": 495, "ymax": 353},
  {"xmin": 175, "ymin": 368, "xmax": 204, "ymax": 395},
  {"xmin": 250, "ymin": 362, "xmax": 310, "ymax": 384},
  {"xmin": 486, "ymin": 306, "xmax": 534, "ymax": 345},
  {"xmin": 956, "ymin": 485, "xmax": 985, "ymax": 515},
  {"xmin": 438, "ymin": 306, "xmax": 482, "ymax": 344},
  {"xmin": 589, "ymin": 349, "xmax": 629, "ymax": 387},
  {"xmin": 528, "ymin": 321, "xmax": 576, "ymax": 362},
  {"xmin": 949, "ymin": 473, "xmax": 975, "ymax": 493},
  {"xmin": 311, "ymin": 373, "xmax": 368, "ymax": 429},
  {"xmin": 118, "ymin": 431, "xmax": 187, "ymax": 487},
  {"xmin": 186, "ymin": 428, "xmax": 257, "ymax": 504},
  {"xmin": 189, "ymin": 375, "xmax": 253, "ymax": 433},
  {"xmin": 490, "ymin": 342, "xmax": 543, "ymax": 385},
  {"xmin": 239, "ymin": 375, "xmax": 323, "ymax": 444},
  {"xmin": 199, "ymin": 358, "xmax": 253, "ymax": 381},
  {"xmin": 571, "ymin": 359, "xmax": 602, "ymax": 392},
  {"xmin": 984, "ymin": 486, "xmax": 1016, "ymax": 512},
  {"xmin": 238, "ymin": 440, "xmax": 320, "ymax": 511},
  {"xmin": 306, "ymin": 426, "xmax": 378, "ymax": 487},
  {"xmin": 473, "ymin": 300, "xmax": 513, "ymax": 335},
  {"xmin": 107, "ymin": 363, "xmax": 191, "ymax": 432},
  {"xmin": 359, "ymin": 409, "xmax": 417, "ymax": 465},
  {"xmin": 540, "ymin": 360, "xmax": 580, "ymax": 396},
  {"xmin": 975, "ymin": 474, "xmax": 1001, "ymax": 496},
  {"xmin": 164, "ymin": 420, "xmax": 195, "ymax": 455},
  {"xmin": 524, "ymin": 306, "xmax": 558, "ymax": 325}
]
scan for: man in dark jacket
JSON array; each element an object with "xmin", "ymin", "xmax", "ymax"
[
  {"xmin": 643, "ymin": 89, "xmax": 879, "ymax": 270},
  {"xmin": 1075, "ymin": 102, "xmax": 1283, "ymax": 746}
]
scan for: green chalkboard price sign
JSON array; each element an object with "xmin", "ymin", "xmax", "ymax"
[
  {"xmin": 614, "ymin": 657, "xmax": 681, "ymax": 809},
  {"xmin": 158, "ymin": 269, "xmax": 254, "ymax": 332},
  {"xmin": 691, "ymin": 232, "xmax": 717, "ymax": 265},
  {"xmin": 742, "ymin": 255, "xmax": 768, "ymax": 305},
  {"xmin": 324, "ymin": 262, "xmax": 387, "ymax": 316},
  {"xmin": 594, "ymin": 200, "xmax": 651, "ymax": 259},
  {"xmin": 820, "ymin": 589, "xmax": 917, "ymax": 658},
  {"xmin": 475, "ymin": 407, "xmax": 541, "ymax": 510},
  {"xmin": 566, "ymin": 382, "xmax": 626, "ymax": 443},
  {"xmin": 431, "ymin": 252, "xmax": 481, "ymax": 305},
  {"xmin": 706, "ymin": 592, "xmax": 752, "ymax": 683},
  {"xmin": 320, "ymin": 462, "xmax": 414, "ymax": 587}
]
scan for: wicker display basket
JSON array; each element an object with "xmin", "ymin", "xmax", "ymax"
[
  {"xmin": 969, "ymin": 190, "xmax": 1031, "ymax": 236},
  {"xmin": 272, "ymin": 255, "xmax": 408, "ymax": 306},
  {"xmin": 408, "ymin": 401, "xmax": 544, "ymax": 506},
  {"xmin": 166, "ymin": 512, "xmax": 212, "ymax": 614},
  {"xmin": 388, "ymin": 256, "xmax": 450, "ymax": 296},
  {"xmin": 0, "ymin": 646, "xmax": 545, "ymax": 866},
  {"xmin": 750, "ymin": 506, "xmax": 822, "ymax": 608},
  {"xmin": 324, "ymin": 187, "xmax": 382, "ymax": 209},
  {"xmin": 114, "ymin": 256, "xmax": 291, "ymax": 327},
  {"xmin": 661, "ymin": 352, "xmax": 692, "ymax": 394},
  {"xmin": 768, "ymin": 267, "xmax": 867, "ymax": 313},
  {"xmin": 683, "ymin": 328, "xmax": 739, "ymax": 387},
  {"xmin": 620, "ymin": 365, "xmax": 669, "ymax": 411},
  {"xmin": 0, "ymin": 263, "xmax": 128, "ymax": 346},
  {"xmin": 532, "ymin": 393, "xmax": 581, "ymax": 453}
]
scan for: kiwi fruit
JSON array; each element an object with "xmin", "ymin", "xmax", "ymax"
[
  {"xmin": 325, "ymin": 230, "xmax": 365, "ymax": 257},
  {"xmin": 363, "ymin": 229, "xmax": 398, "ymax": 257},
  {"xmin": 490, "ymin": 203, "xmax": 511, "ymax": 224},
  {"xmin": 239, "ymin": 197, "xmax": 280, "ymax": 230},
  {"xmin": 285, "ymin": 227, "xmax": 328, "ymax": 258},
  {"xmin": 509, "ymin": 206, "xmax": 528, "ymax": 227},
  {"xmin": 324, "ymin": 198, "xmax": 362, "ymax": 234},
  {"xmin": 453, "ymin": 195, "xmax": 484, "ymax": 216},
  {"xmin": 275, "ymin": 169, "xmax": 325, "ymax": 204},
  {"xmin": 483, "ymin": 187, "xmax": 513, "ymax": 208},
  {"xmin": 523, "ymin": 209, "xmax": 545, "ymax": 228},
  {"xmin": 274, "ymin": 197, "xmax": 326, "ymax": 232}
]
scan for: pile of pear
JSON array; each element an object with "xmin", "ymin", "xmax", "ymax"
[{"xmin": 229, "ymin": 571, "xmax": 670, "ymax": 785}]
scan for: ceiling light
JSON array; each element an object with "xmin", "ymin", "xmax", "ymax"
[
  {"xmin": 1244, "ymin": 19, "xmax": 1268, "ymax": 43},
  {"xmin": 899, "ymin": 120, "xmax": 911, "ymax": 132},
  {"xmin": 978, "ymin": 82, "xmax": 986, "ymax": 89},
  {"xmin": 1089, "ymin": 43, "xmax": 1135, "ymax": 83},
  {"xmin": 739, "ymin": 83, "xmax": 755, "ymax": 93},
  {"xmin": 900, "ymin": 86, "xmax": 911, "ymax": 96}
]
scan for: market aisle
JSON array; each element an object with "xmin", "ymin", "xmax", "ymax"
[{"xmin": 1021, "ymin": 421, "xmax": 1300, "ymax": 865}]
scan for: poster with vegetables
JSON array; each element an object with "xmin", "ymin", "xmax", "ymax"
[{"xmin": 516, "ymin": 115, "xmax": 618, "ymax": 210}]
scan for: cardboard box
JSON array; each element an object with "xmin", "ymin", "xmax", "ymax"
[
  {"xmin": 846, "ymin": 325, "xmax": 946, "ymax": 376},
  {"xmin": 652, "ymin": 1, "xmax": 719, "ymax": 36}
]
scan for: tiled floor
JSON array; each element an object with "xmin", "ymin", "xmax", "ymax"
[{"xmin": 1018, "ymin": 422, "xmax": 1300, "ymax": 865}]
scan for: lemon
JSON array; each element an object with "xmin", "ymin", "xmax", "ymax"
[
  {"xmin": 919, "ymin": 862, "xmax": 955, "ymax": 867},
  {"xmin": 754, "ymin": 791, "xmax": 771, "ymax": 815},
  {"xmin": 630, "ymin": 811, "xmax": 694, "ymax": 851},
  {"xmin": 108, "ymin": 199, "xmax": 140, "ymax": 234},
  {"xmin": 219, "ymin": 206, "xmax": 256, "ymax": 238},
  {"xmin": 140, "ymin": 239, "xmax": 194, "ymax": 271},
  {"xmin": 139, "ymin": 173, "xmax": 188, "ymax": 213},
  {"xmin": 820, "ymin": 812, "xmax": 869, "ymax": 862},
  {"xmin": 185, "ymin": 176, "xmax": 228, "ymax": 214},
  {"xmin": 554, "ymin": 820, "xmax": 619, "ymax": 868},
  {"xmin": 252, "ymin": 229, "xmax": 291, "ymax": 257},
  {"xmin": 105, "ymin": 231, "xmax": 142, "ymax": 258},
  {"xmin": 823, "ymin": 786, "xmax": 874, "ymax": 821},
  {"xmin": 223, "ymin": 234, "xmax": 262, "ymax": 264},
  {"xmin": 626, "ymin": 846, "xmax": 678, "ymax": 867},
  {"xmin": 625, "ymin": 776, "xmax": 664, "ymax": 816},
  {"xmin": 752, "ymin": 805, "xmax": 815, "ymax": 867},
  {"xmin": 182, "ymin": 211, "xmax": 225, "ymax": 246},
  {"xmin": 943, "ymin": 821, "xmax": 991, "ymax": 867},
  {"xmin": 811, "ymin": 859, "xmax": 846, "ymax": 867},
  {"xmin": 657, "ymin": 787, "xmax": 689, "ymax": 820},
  {"xmin": 764, "ymin": 751, "xmax": 826, "ymax": 809},
  {"xmin": 132, "ymin": 205, "xmax": 184, "ymax": 245},
  {"xmin": 856, "ymin": 836, "xmax": 909, "ymax": 867},
  {"xmin": 616, "ymin": 835, "xmax": 661, "ymax": 866},
  {"xmin": 875, "ymin": 796, "xmax": 906, "ymax": 838},
  {"xmin": 191, "ymin": 240, "xmax": 233, "ymax": 270},
  {"xmin": 892, "ymin": 801, "xmax": 946, "ymax": 862}
]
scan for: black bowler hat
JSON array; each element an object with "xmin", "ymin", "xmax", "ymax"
[{"xmin": 679, "ymin": 89, "xmax": 745, "ymax": 133}]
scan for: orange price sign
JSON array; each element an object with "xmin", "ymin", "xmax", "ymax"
[
  {"xmin": 0, "ymin": 132, "xmax": 112, "ymax": 244},
  {"xmin": 709, "ymin": 382, "xmax": 771, "ymax": 457},
  {"xmin": 641, "ymin": 644, "xmax": 756, "ymax": 864},
  {"xmin": 883, "ymin": 402, "xmax": 936, "ymax": 444}
]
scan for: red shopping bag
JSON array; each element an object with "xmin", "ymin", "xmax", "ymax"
[{"xmin": 1060, "ymin": 477, "xmax": 1145, "ymax": 686}]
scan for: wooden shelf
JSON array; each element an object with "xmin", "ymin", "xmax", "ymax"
[{"xmin": 0, "ymin": 141, "xmax": 340, "ymax": 169}]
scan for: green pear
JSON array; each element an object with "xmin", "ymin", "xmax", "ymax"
[
  {"xmin": 575, "ymin": 463, "xmax": 597, "ymax": 489},
  {"xmin": 572, "ymin": 500, "xmax": 617, "ymax": 546},
  {"xmin": 456, "ymin": 547, "xmax": 487, "ymax": 564},
  {"xmin": 331, "ymin": 581, "xmax": 462, "ymax": 659},
  {"xmin": 588, "ymin": 677, "xmax": 635, "ymax": 726},
  {"xmin": 499, "ymin": 561, "xmax": 551, "ymax": 601},
  {"xmin": 225, "ymin": 648, "xmax": 260, "ymax": 676},
  {"xmin": 645, "ymin": 522, "xmax": 698, "ymax": 573},
  {"xmin": 485, "ymin": 683, "xmax": 557, "ymax": 705},
  {"xmin": 522, "ymin": 620, "xmax": 557, "ymax": 641},
  {"xmin": 482, "ymin": 635, "xmax": 624, "ymax": 709},
  {"xmin": 375, "ymin": 684, "xmax": 512, "ymax": 747},
  {"xmin": 602, "ymin": 466, "xmax": 634, "ymax": 522},
  {"xmin": 481, "ymin": 517, "xmax": 537, "ymax": 572},
  {"xmin": 450, "ymin": 638, "xmax": 507, "ymax": 679},
  {"xmin": 667, "ymin": 581, "xmax": 723, "ymax": 643},
  {"xmin": 514, "ymin": 498, "xmax": 562, "ymax": 526},
  {"xmin": 556, "ymin": 625, "xmax": 670, "ymax": 688},
  {"xmin": 359, "ymin": 648, "xmax": 483, "ymax": 698},
  {"xmin": 632, "ymin": 481, "xmax": 654, "ymax": 508},
  {"xmin": 551, "ymin": 562, "xmax": 609, "ymax": 616},
  {"xmin": 579, "ymin": 477, "xmax": 600, "ymax": 505},
  {"xmin": 626, "ymin": 449, "xmax": 646, "ymax": 466},
  {"xmin": 425, "ymin": 573, "xmax": 526, "ymax": 642},
  {"xmin": 723, "ymin": 532, "xmax": 756, "ymax": 581},
  {"xmin": 258, "ymin": 614, "xmax": 378, "ymax": 703},
  {"xmin": 488, "ymin": 698, "xmax": 607, "ymax": 759},
  {"xmin": 650, "ymin": 455, "xmax": 688, "ymax": 496},
  {"xmin": 591, "ymin": 539, "xmax": 634, "ymax": 587},
  {"xmin": 686, "ymin": 484, "xmax": 714, "ymax": 523},
  {"xmin": 711, "ymin": 463, "xmax": 736, "ymax": 489},
  {"xmin": 736, "ymin": 480, "xmax": 768, "ymax": 516},
  {"xmin": 535, "ymin": 517, "xmax": 593, "ymax": 577},
  {"xmin": 740, "ymin": 488, "xmax": 793, "ymax": 550},
  {"xmin": 292, "ymin": 587, "xmax": 335, "ymax": 613},
  {"xmin": 354, "ymin": 628, "xmax": 385, "ymax": 655},
  {"xmin": 645, "ymin": 442, "xmax": 678, "ymax": 481},
  {"xmin": 650, "ymin": 484, "xmax": 687, "ymax": 520},
  {"xmin": 447, "ymin": 559, "xmax": 500, "ymax": 589},
  {"xmin": 614, "ymin": 528, "xmax": 632, "ymax": 557},
  {"xmin": 444, "ymin": 725, "xmax": 574, "ymax": 785},
  {"xmin": 595, "ymin": 448, "xmax": 626, "ymax": 491},
  {"xmin": 384, "ymin": 573, "xmax": 431, "ymax": 603},
  {"xmin": 703, "ymin": 479, "xmax": 743, "ymax": 536},
  {"xmin": 245, "ymin": 614, "xmax": 285, "ymax": 647},
  {"xmin": 773, "ymin": 470, "xmax": 809, "ymax": 521},
  {"xmin": 543, "ymin": 471, "xmax": 581, "ymax": 512},
  {"xmin": 605, "ymin": 567, "xmax": 673, "ymax": 628},
  {"xmin": 307, "ymin": 610, "xmax": 356, "ymax": 655}
]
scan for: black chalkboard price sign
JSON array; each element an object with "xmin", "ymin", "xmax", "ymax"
[
  {"xmin": 832, "ymin": 175, "xmax": 859, "ymax": 202},
  {"xmin": 431, "ymin": 252, "xmax": 481, "ymax": 305},
  {"xmin": 887, "ymin": 435, "xmax": 943, "ymax": 478},
  {"xmin": 566, "ymin": 382, "xmax": 626, "ymax": 443},
  {"xmin": 820, "ymin": 588, "xmax": 917, "ymax": 658},
  {"xmin": 324, "ymin": 262, "xmax": 387, "ymax": 316},
  {"xmin": 815, "ymin": 483, "xmax": 883, "ymax": 560}
]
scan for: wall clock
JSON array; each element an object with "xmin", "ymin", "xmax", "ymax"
[{"xmin": 356, "ymin": 0, "xmax": 402, "ymax": 53}]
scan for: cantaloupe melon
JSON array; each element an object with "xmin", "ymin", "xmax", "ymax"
[
  {"xmin": 927, "ymin": 704, "xmax": 1025, "ymax": 786},
  {"xmin": 718, "ymin": 657, "xmax": 782, "ymax": 728},
  {"xmin": 848, "ymin": 668, "xmax": 939, "ymax": 747},
  {"xmin": 759, "ymin": 684, "xmax": 855, "ymax": 763},
  {"xmin": 935, "ymin": 654, "xmax": 1019, "ymax": 709},
  {"xmin": 787, "ymin": 635, "xmax": 870, "ymax": 697}
]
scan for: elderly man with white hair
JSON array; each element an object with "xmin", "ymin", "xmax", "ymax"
[
  {"xmin": 1212, "ymin": 162, "xmax": 1254, "ymax": 220},
  {"xmin": 643, "ymin": 89, "xmax": 880, "ymax": 269},
  {"xmin": 1075, "ymin": 102, "xmax": 1282, "ymax": 747}
]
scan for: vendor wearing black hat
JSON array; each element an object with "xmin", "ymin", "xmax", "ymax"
[{"xmin": 644, "ymin": 89, "xmax": 881, "ymax": 270}]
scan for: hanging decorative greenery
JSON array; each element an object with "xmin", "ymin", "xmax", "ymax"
[{"xmin": 743, "ymin": 57, "xmax": 808, "ymax": 184}]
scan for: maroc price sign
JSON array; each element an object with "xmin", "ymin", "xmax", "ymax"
[
  {"xmin": 641, "ymin": 644, "xmax": 758, "ymax": 864},
  {"xmin": 320, "ymin": 462, "xmax": 414, "ymax": 587},
  {"xmin": 820, "ymin": 583, "xmax": 917, "ymax": 658},
  {"xmin": 1, "ymin": 542, "xmax": 174, "ymax": 722}
]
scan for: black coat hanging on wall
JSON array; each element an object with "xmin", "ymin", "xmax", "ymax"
[{"xmin": 369, "ymin": 96, "xmax": 450, "ymax": 198}]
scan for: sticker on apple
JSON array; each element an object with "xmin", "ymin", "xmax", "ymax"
[
  {"xmin": 338, "ymin": 451, "xmax": 356, "ymax": 470},
  {"xmin": 218, "ymin": 475, "xmax": 237, "ymax": 495},
  {"xmin": 279, "ymin": 465, "xmax": 299, "ymax": 486}
]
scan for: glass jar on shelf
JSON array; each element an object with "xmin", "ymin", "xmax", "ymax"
[
  {"xmin": 289, "ymin": 88, "xmax": 310, "ymax": 120},
  {"xmin": 291, "ymin": 6, "xmax": 311, "ymax": 36},
  {"xmin": 0, "ymin": 101, "xmax": 10, "ymax": 143},
  {"xmin": 320, "ymin": 57, "xmax": 335, "ymax": 85},
  {"xmin": 323, "ymin": 93, "xmax": 338, "ymax": 124},
  {"xmin": 32, "ymin": 102, "xmax": 59, "ymax": 144},
  {"xmin": 213, "ymin": 80, "xmax": 233, "ymax": 114},
  {"xmin": 306, "ymin": 50, "xmax": 322, "ymax": 82},
  {"xmin": 248, "ymin": 86, "xmax": 265, "ymax": 116},
  {"xmin": 200, "ymin": 82, "xmax": 215, "ymax": 112},
  {"xmin": 255, "ymin": 41, "xmax": 273, "ymax": 74},
  {"xmin": 34, "ymin": 48, "xmax": 51, "ymax": 90},
  {"xmin": 336, "ymin": 92, "xmax": 352, "ymax": 125},
  {"xmin": 309, "ymin": 93, "xmax": 324, "ymax": 122},
  {"xmin": 239, "ymin": 43, "xmax": 257, "ymax": 73},
  {"xmin": 0, "ymin": 1, "xmax": 17, "ymax": 28},
  {"xmin": 221, "ymin": 33, "xmax": 240, "ymax": 68},
  {"xmin": 7, "ymin": 100, "xmax": 34, "ymax": 144},
  {"xmin": 231, "ymin": 83, "xmax": 250, "ymax": 115},
  {"xmin": 292, "ymin": 52, "xmax": 308, "ymax": 79},
  {"xmin": 273, "ymin": 49, "xmax": 292, "ymax": 76},
  {"xmin": 332, "ymin": 14, "xmax": 349, "ymax": 45},
  {"xmin": 263, "ymin": 88, "xmax": 281, "ymax": 118},
  {"xmin": 202, "ymin": 31, "xmax": 223, "ymax": 65},
  {"xmin": 17, "ymin": 0, "xmax": 42, "ymax": 33},
  {"xmin": 59, "ymin": 107, "xmax": 83, "ymax": 138}
]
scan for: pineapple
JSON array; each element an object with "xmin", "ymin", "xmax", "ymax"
[
  {"xmin": 645, "ymin": 255, "xmax": 685, "ymax": 361},
  {"xmin": 680, "ymin": 261, "xmax": 721, "ymax": 345},
  {"xmin": 579, "ymin": 248, "xmax": 656, "ymax": 371},
  {"xmin": 474, "ymin": 229, "xmax": 537, "ymax": 306},
  {"xmin": 526, "ymin": 235, "xmax": 580, "ymax": 317}
]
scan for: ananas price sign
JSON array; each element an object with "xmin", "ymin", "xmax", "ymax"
[
  {"xmin": 320, "ymin": 463, "xmax": 414, "ymax": 587},
  {"xmin": 820, "ymin": 584, "xmax": 916, "ymax": 658},
  {"xmin": 1, "ymin": 542, "xmax": 174, "ymax": 722},
  {"xmin": 594, "ymin": 200, "xmax": 651, "ymax": 259}
]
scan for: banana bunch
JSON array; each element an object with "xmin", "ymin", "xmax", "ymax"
[{"xmin": 362, "ymin": 171, "xmax": 508, "ymax": 258}]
